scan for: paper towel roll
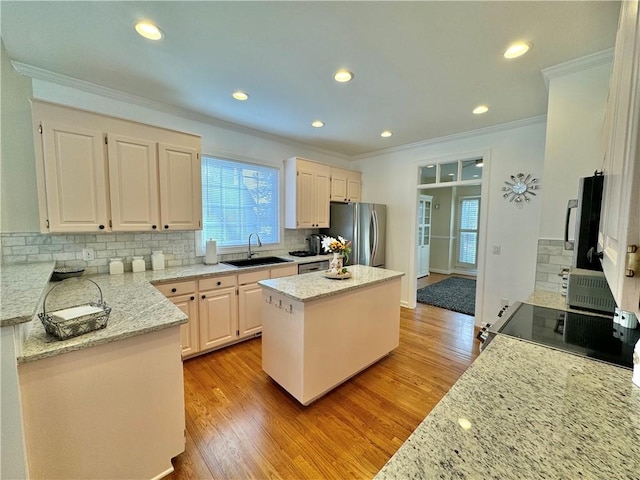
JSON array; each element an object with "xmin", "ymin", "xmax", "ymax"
[{"xmin": 205, "ymin": 240, "xmax": 218, "ymax": 265}]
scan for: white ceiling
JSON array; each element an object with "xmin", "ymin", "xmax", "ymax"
[{"xmin": 1, "ymin": 1, "xmax": 620, "ymax": 157}]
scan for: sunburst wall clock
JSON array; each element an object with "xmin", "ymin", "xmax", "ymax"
[{"xmin": 502, "ymin": 173, "xmax": 539, "ymax": 207}]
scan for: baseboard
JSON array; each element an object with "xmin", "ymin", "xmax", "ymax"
[{"xmin": 428, "ymin": 268, "xmax": 451, "ymax": 275}]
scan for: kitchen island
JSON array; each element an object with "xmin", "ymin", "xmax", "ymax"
[
  {"xmin": 258, "ymin": 264, "xmax": 405, "ymax": 405},
  {"xmin": 375, "ymin": 334, "xmax": 640, "ymax": 479}
]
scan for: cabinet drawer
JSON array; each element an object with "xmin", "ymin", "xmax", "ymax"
[
  {"xmin": 238, "ymin": 269, "xmax": 270, "ymax": 285},
  {"xmin": 271, "ymin": 265, "xmax": 298, "ymax": 279},
  {"xmin": 199, "ymin": 275, "xmax": 237, "ymax": 291},
  {"xmin": 155, "ymin": 280, "xmax": 196, "ymax": 297}
]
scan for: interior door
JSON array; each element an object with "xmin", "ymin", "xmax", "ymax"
[{"xmin": 417, "ymin": 195, "xmax": 432, "ymax": 277}]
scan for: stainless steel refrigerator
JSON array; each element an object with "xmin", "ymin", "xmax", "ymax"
[{"xmin": 321, "ymin": 202, "xmax": 386, "ymax": 267}]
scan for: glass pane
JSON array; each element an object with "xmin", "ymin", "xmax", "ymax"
[
  {"xmin": 417, "ymin": 226, "xmax": 423, "ymax": 243},
  {"xmin": 418, "ymin": 202, "xmax": 423, "ymax": 220},
  {"xmin": 424, "ymin": 226, "xmax": 430, "ymax": 245},
  {"xmin": 424, "ymin": 207, "xmax": 430, "ymax": 224},
  {"xmin": 459, "ymin": 232, "xmax": 477, "ymax": 264},
  {"xmin": 461, "ymin": 159, "xmax": 483, "ymax": 181},
  {"xmin": 439, "ymin": 162, "xmax": 457, "ymax": 182},
  {"xmin": 460, "ymin": 198, "xmax": 479, "ymax": 230},
  {"xmin": 419, "ymin": 165, "xmax": 437, "ymax": 184}
]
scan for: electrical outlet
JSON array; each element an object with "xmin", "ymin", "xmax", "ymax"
[
  {"xmin": 82, "ymin": 248, "xmax": 95, "ymax": 261},
  {"xmin": 492, "ymin": 244, "xmax": 501, "ymax": 255},
  {"xmin": 500, "ymin": 298, "xmax": 509, "ymax": 308}
]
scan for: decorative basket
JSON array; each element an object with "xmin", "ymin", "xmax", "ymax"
[{"xmin": 38, "ymin": 278, "xmax": 111, "ymax": 340}]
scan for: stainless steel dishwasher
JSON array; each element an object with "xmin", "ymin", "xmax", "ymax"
[{"xmin": 298, "ymin": 260, "xmax": 329, "ymax": 274}]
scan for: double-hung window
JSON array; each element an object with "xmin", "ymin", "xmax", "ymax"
[
  {"xmin": 457, "ymin": 196, "xmax": 480, "ymax": 267},
  {"xmin": 200, "ymin": 155, "xmax": 280, "ymax": 250}
]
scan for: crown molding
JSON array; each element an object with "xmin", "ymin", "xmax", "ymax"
[
  {"xmin": 351, "ymin": 115, "xmax": 547, "ymax": 161},
  {"xmin": 541, "ymin": 48, "xmax": 614, "ymax": 90},
  {"xmin": 11, "ymin": 61, "xmax": 351, "ymax": 161}
]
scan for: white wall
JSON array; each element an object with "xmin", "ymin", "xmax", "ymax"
[
  {"xmin": 539, "ymin": 59, "xmax": 612, "ymax": 239},
  {"xmin": 353, "ymin": 120, "xmax": 546, "ymax": 324},
  {"xmin": 1, "ymin": 41, "xmax": 39, "ymax": 232}
]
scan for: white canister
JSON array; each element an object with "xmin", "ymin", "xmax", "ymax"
[
  {"xmin": 205, "ymin": 240, "xmax": 218, "ymax": 265},
  {"xmin": 151, "ymin": 250, "xmax": 165, "ymax": 271},
  {"xmin": 109, "ymin": 258, "xmax": 124, "ymax": 275},
  {"xmin": 633, "ymin": 338, "xmax": 640, "ymax": 388},
  {"xmin": 132, "ymin": 256, "xmax": 146, "ymax": 273}
]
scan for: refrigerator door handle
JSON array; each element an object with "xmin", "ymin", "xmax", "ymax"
[
  {"xmin": 371, "ymin": 208, "xmax": 379, "ymax": 265},
  {"xmin": 565, "ymin": 199, "xmax": 578, "ymax": 250}
]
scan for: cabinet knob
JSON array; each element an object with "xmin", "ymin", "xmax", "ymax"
[
  {"xmin": 171, "ymin": 288, "xmax": 177, "ymax": 293},
  {"xmin": 164, "ymin": 225, "xmax": 169, "ymax": 229},
  {"xmin": 190, "ymin": 296, "xmax": 195, "ymax": 301},
  {"xmin": 201, "ymin": 294, "xmax": 206, "ymax": 299},
  {"xmin": 217, "ymin": 281, "xmax": 222, "ymax": 286},
  {"xmin": 99, "ymin": 224, "xmax": 105, "ymax": 230},
  {"xmin": 152, "ymin": 225, "xmax": 157, "ymax": 230}
]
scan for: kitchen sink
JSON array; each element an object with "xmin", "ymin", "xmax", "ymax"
[{"xmin": 222, "ymin": 256, "xmax": 293, "ymax": 268}]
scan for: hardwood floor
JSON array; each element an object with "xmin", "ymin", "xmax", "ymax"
[{"xmin": 168, "ymin": 282, "xmax": 479, "ymax": 480}]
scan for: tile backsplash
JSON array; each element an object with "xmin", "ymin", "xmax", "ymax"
[
  {"xmin": 535, "ymin": 239, "xmax": 573, "ymax": 293},
  {"xmin": 1, "ymin": 229, "xmax": 312, "ymax": 274}
]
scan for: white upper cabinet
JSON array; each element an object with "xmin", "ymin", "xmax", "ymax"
[
  {"xmin": 284, "ymin": 157, "xmax": 330, "ymax": 229},
  {"xmin": 37, "ymin": 122, "xmax": 109, "ymax": 232},
  {"xmin": 158, "ymin": 143, "xmax": 202, "ymax": 231},
  {"xmin": 32, "ymin": 100, "xmax": 202, "ymax": 233},
  {"xmin": 108, "ymin": 134, "xmax": 159, "ymax": 231},
  {"xmin": 330, "ymin": 167, "xmax": 362, "ymax": 203},
  {"xmin": 598, "ymin": 0, "xmax": 640, "ymax": 317}
]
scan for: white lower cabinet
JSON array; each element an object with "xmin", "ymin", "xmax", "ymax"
[{"xmin": 155, "ymin": 264, "xmax": 298, "ymax": 359}]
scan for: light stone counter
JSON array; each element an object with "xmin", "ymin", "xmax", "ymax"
[
  {"xmin": 0, "ymin": 262, "xmax": 55, "ymax": 327},
  {"xmin": 14, "ymin": 255, "xmax": 332, "ymax": 363},
  {"xmin": 526, "ymin": 289, "xmax": 613, "ymax": 317},
  {"xmin": 375, "ymin": 334, "xmax": 640, "ymax": 480},
  {"xmin": 258, "ymin": 264, "xmax": 405, "ymax": 302}
]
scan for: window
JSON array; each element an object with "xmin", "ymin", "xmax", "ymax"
[
  {"xmin": 201, "ymin": 156, "xmax": 280, "ymax": 249},
  {"xmin": 457, "ymin": 196, "xmax": 480, "ymax": 266}
]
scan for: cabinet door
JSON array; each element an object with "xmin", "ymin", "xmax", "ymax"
[
  {"xmin": 330, "ymin": 171, "xmax": 348, "ymax": 202},
  {"xmin": 199, "ymin": 287, "xmax": 237, "ymax": 351},
  {"xmin": 599, "ymin": 1, "xmax": 640, "ymax": 317},
  {"xmin": 346, "ymin": 172, "xmax": 362, "ymax": 202},
  {"xmin": 314, "ymin": 168, "xmax": 331, "ymax": 228},
  {"xmin": 107, "ymin": 134, "xmax": 160, "ymax": 231},
  {"xmin": 296, "ymin": 166, "xmax": 316, "ymax": 228},
  {"xmin": 170, "ymin": 293, "xmax": 199, "ymax": 357},
  {"xmin": 158, "ymin": 143, "xmax": 202, "ymax": 231},
  {"xmin": 238, "ymin": 283, "xmax": 264, "ymax": 338},
  {"xmin": 40, "ymin": 122, "xmax": 109, "ymax": 232}
]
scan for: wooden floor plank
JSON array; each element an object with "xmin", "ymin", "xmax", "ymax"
[{"xmin": 167, "ymin": 273, "xmax": 480, "ymax": 479}]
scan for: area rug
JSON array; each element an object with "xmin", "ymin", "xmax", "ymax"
[{"xmin": 416, "ymin": 277, "xmax": 476, "ymax": 316}]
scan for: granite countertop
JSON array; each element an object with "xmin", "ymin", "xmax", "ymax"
[
  {"xmin": 10, "ymin": 255, "xmax": 333, "ymax": 363},
  {"xmin": 376, "ymin": 334, "xmax": 640, "ymax": 479},
  {"xmin": 258, "ymin": 264, "xmax": 405, "ymax": 302},
  {"xmin": 0, "ymin": 262, "xmax": 55, "ymax": 327},
  {"xmin": 526, "ymin": 290, "xmax": 613, "ymax": 317}
]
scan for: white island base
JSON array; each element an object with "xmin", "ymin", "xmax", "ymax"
[{"xmin": 261, "ymin": 272, "xmax": 401, "ymax": 405}]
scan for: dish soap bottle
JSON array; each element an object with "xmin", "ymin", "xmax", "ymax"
[{"xmin": 151, "ymin": 250, "xmax": 165, "ymax": 271}]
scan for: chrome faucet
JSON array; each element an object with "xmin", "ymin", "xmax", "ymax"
[{"xmin": 247, "ymin": 232, "xmax": 262, "ymax": 259}]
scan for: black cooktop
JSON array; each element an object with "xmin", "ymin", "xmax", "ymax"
[
  {"xmin": 288, "ymin": 250, "xmax": 317, "ymax": 257},
  {"xmin": 497, "ymin": 303, "xmax": 639, "ymax": 369}
]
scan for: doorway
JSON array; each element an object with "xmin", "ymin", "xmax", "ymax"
[{"xmin": 417, "ymin": 194, "xmax": 432, "ymax": 278}]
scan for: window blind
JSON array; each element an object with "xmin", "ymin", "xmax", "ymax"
[
  {"xmin": 201, "ymin": 156, "xmax": 279, "ymax": 248},
  {"xmin": 458, "ymin": 197, "xmax": 480, "ymax": 265}
]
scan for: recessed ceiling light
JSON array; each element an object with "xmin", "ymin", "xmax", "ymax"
[
  {"xmin": 134, "ymin": 21, "xmax": 163, "ymax": 40},
  {"xmin": 475, "ymin": 159, "xmax": 484, "ymax": 167},
  {"xmin": 334, "ymin": 70, "xmax": 354, "ymax": 83},
  {"xmin": 473, "ymin": 105, "xmax": 490, "ymax": 115},
  {"xmin": 426, "ymin": 165, "xmax": 435, "ymax": 169},
  {"xmin": 232, "ymin": 91, "xmax": 249, "ymax": 101},
  {"xmin": 448, "ymin": 173, "xmax": 455, "ymax": 176},
  {"xmin": 311, "ymin": 120, "xmax": 325, "ymax": 128},
  {"xmin": 380, "ymin": 130, "xmax": 393, "ymax": 138},
  {"xmin": 504, "ymin": 41, "xmax": 532, "ymax": 59}
]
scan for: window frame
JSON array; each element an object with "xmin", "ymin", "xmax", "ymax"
[{"xmin": 195, "ymin": 154, "xmax": 283, "ymax": 256}]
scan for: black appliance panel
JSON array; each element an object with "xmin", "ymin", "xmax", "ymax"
[{"xmin": 497, "ymin": 303, "xmax": 639, "ymax": 368}]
